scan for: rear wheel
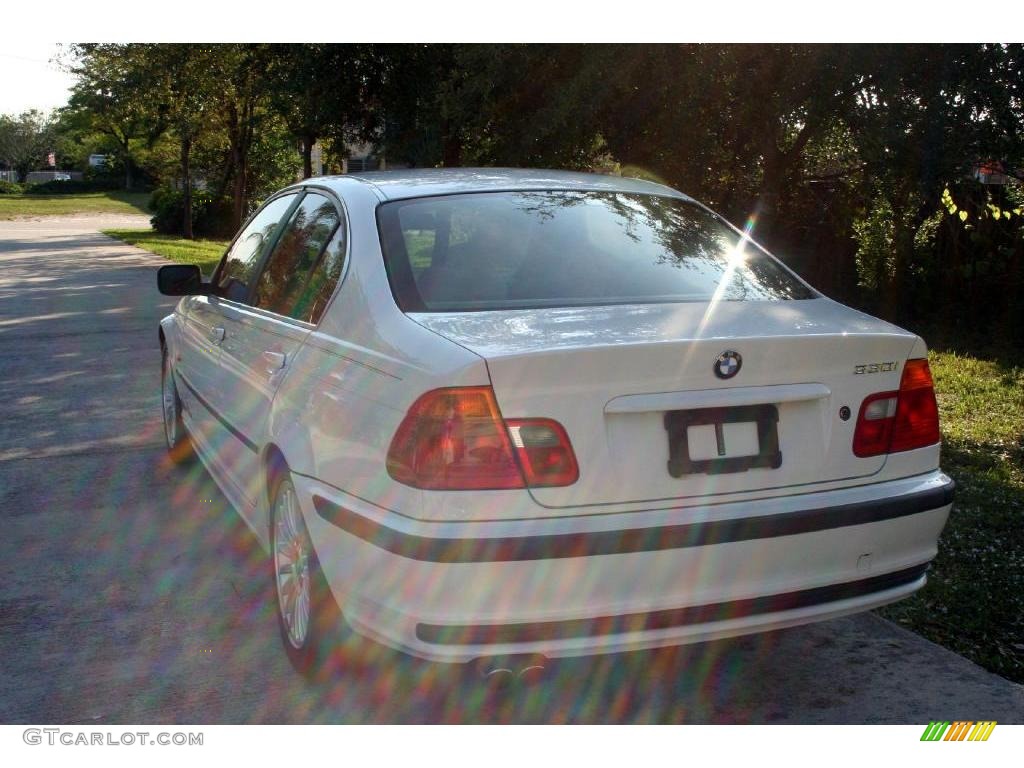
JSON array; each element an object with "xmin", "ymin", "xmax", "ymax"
[
  {"xmin": 161, "ymin": 346, "xmax": 195, "ymax": 464},
  {"xmin": 271, "ymin": 473, "xmax": 357, "ymax": 679}
]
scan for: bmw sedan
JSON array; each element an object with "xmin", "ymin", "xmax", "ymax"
[{"xmin": 156, "ymin": 168, "xmax": 954, "ymax": 677}]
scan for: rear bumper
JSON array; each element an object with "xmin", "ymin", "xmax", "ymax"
[{"xmin": 296, "ymin": 471, "xmax": 953, "ymax": 662}]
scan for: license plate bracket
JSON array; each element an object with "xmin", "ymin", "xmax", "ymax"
[{"xmin": 664, "ymin": 404, "xmax": 782, "ymax": 477}]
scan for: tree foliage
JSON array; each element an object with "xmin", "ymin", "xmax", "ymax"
[
  {"xmin": 0, "ymin": 111, "xmax": 56, "ymax": 181},
  {"xmin": 36, "ymin": 43, "xmax": 1024, "ymax": 344},
  {"xmin": 263, "ymin": 44, "xmax": 373, "ymax": 178}
]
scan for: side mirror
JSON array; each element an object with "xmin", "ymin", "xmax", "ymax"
[{"xmin": 157, "ymin": 264, "xmax": 208, "ymax": 296}]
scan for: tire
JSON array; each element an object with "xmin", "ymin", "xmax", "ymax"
[
  {"xmin": 161, "ymin": 345, "xmax": 195, "ymax": 465},
  {"xmin": 270, "ymin": 472, "xmax": 357, "ymax": 680}
]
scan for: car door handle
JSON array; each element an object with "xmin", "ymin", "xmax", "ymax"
[
  {"xmin": 210, "ymin": 327, "xmax": 226, "ymax": 344},
  {"xmin": 263, "ymin": 351, "xmax": 287, "ymax": 370}
]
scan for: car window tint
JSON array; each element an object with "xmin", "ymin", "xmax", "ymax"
[
  {"xmin": 216, "ymin": 194, "xmax": 296, "ymax": 302},
  {"xmin": 253, "ymin": 193, "xmax": 340, "ymax": 320},
  {"xmin": 379, "ymin": 191, "xmax": 816, "ymax": 312},
  {"xmin": 294, "ymin": 225, "xmax": 347, "ymax": 325},
  {"xmin": 404, "ymin": 227, "xmax": 436, "ymax": 272}
]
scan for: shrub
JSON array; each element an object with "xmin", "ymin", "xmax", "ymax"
[
  {"xmin": 25, "ymin": 178, "xmax": 123, "ymax": 195},
  {"xmin": 83, "ymin": 163, "xmax": 154, "ymax": 191},
  {"xmin": 84, "ymin": 164, "xmax": 119, "ymax": 183},
  {"xmin": 0, "ymin": 180, "xmax": 25, "ymax": 194},
  {"xmin": 149, "ymin": 186, "xmax": 236, "ymax": 239}
]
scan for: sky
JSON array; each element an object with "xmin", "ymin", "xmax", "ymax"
[
  {"xmin": 0, "ymin": 43, "xmax": 77, "ymax": 117},
  {"xmin": 0, "ymin": 7, "xmax": 1007, "ymax": 119}
]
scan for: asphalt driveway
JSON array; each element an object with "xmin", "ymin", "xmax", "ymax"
[{"xmin": 0, "ymin": 214, "xmax": 1021, "ymax": 724}]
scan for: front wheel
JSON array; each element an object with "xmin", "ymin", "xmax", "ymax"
[
  {"xmin": 271, "ymin": 474, "xmax": 359, "ymax": 679},
  {"xmin": 161, "ymin": 346, "xmax": 195, "ymax": 465}
]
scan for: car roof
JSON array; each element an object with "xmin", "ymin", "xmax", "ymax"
[{"xmin": 304, "ymin": 167, "xmax": 689, "ymax": 202}]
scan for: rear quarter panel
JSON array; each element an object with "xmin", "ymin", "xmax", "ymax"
[{"xmin": 268, "ymin": 180, "xmax": 491, "ymax": 520}]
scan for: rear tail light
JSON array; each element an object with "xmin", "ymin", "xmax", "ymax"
[
  {"xmin": 853, "ymin": 358, "xmax": 940, "ymax": 458},
  {"xmin": 386, "ymin": 386, "xmax": 579, "ymax": 490},
  {"xmin": 889, "ymin": 359, "xmax": 942, "ymax": 452},
  {"xmin": 507, "ymin": 419, "xmax": 579, "ymax": 487}
]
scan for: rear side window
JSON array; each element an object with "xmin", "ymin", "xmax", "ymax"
[
  {"xmin": 216, "ymin": 194, "xmax": 296, "ymax": 302},
  {"xmin": 378, "ymin": 191, "xmax": 816, "ymax": 312},
  {"xmin": 297, "ymin": 224, "xmax": 347, "ymax": 325},
  {"xmin": 253, "ymin": 193, "xmax": 341, "ymax": 322}
]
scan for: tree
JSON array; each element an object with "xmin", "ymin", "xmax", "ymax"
[
  {"xmin": 263, "ymin": 44, "xmax": 372, "ymax": 179},
  {"xmin": 0, "ymin": 110, "xmax": 56, "ymax": 181},
  {"xmin": 360, "ymin": 44, "xmax": 461, "ymax": 168},
  {"xmin": 146, "ymin": 44, "xmax": 222, "ymax": 239},
  {"xmin": 846, "ymin": 44, "xmax": 1024, "ymax": 322},
  {"xmin": 56, "ymin": 42, "xmax": 1024, "ymax": 342},
  {"xmin": 66, "ymin": 44, "xmax": 165, "ymax": 191},
  {"xmin": 210, "ymin": 45, "xmax": 269, "ymax": 229}
]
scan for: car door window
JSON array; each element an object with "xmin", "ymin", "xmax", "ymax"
[
  {"xmin": 252, "ymin": 193, "xmax": 344, "ymax": 323},
  {"xmin": 216, "ymin": 194, "xmax": 297, "ymax": 303},
  {"xmin": 295, "ymin": 223, "xmax": 347, "ymax": 325}
]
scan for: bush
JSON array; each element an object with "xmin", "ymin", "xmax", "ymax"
[
  {"xmin": 84, "ymin": 164, "xmax": 119, "ymax": 184},
  {"xmin": 25, "ymin": 178, "xmax": 123, "ymax": 195},
  {"xmin": 0, "ymin": 180, "xmax": 25, "ymax": 194},
  {"xmin": 149, "ymin": 187, "xmax": 236, "ymax": 239},
  {"xmin": 83, "ymin": 162, "xmax": 154, "ymax": 191}
]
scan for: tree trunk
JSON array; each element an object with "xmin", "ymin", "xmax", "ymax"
[
  {"xmin": 117, "ymin": 135, "xmax": 134, "ymax": 191},
  {"xmin": 755, "ymin": 142, "xmax": 790, "ymax": 249},
  {"xmin": 441, "ymin": 118, "xmax": 462, "ymax": 168},
  {"xmin": 885, "ymin": 217, "xmax": 914, "ymax": 324},
  {"xmin": 223, "ymin": 99, "xmax": 247, "ymax": 229},
  {"xmin": 302, "ymin": 135, "xmax": 315, "ymax": 179},
  {"xmin": 1005, "ymin": 235, "xmax": 1023, "ymax": 346},
  {"xmin": 215, "ymin": 150, "xmax": 234, "ymax": 201},
  {"xmin": 181, "ymin": 136, "xmax": 193, "ymax": 240},
  {"xmin": 232, "ymin": 147, "xmax": 247, "ymax": 232},
  {"xmin": 942, "ymin": 215, "xmax": 961, "ymax": 344}
]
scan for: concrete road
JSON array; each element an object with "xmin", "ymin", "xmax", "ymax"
[{"xmin": 1, "ymin": 214, "xmax": 1021, "ymax": 724}]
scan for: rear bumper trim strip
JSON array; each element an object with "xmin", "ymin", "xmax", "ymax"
[
  {"xmin": 415, "ymin": 563, "xmax": 930, "ymax": 645},
  {"xmin": 311, "ymin": 478, "xmax": 954, "ymax": 563}
]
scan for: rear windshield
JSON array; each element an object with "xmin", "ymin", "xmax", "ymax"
[{"xmin": 377, "ymin": 190, "xmax": 815, "ymax": 312}]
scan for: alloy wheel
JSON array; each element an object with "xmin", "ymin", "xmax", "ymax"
[
  {"xmin": 161, "ymin": 353, "xmax": 178, "ymax": 447},
  {"xmin": 273, "ymin": 482, "xmax": 312, "ymax": 649}
]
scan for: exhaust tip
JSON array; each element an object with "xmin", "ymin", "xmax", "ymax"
[
  {"xmin": 482, "ymin": 666, "xmax": 516, "ymax": 689},
  {"xmin": 472, "ymin": 654, "xmax": 548, "ymax": 687},
  {"xmin": 516, "ymin": 662, "xmax": 546, "ymax": 685}
]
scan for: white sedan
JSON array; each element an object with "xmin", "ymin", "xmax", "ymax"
[{"xmin": 157, "ymin": 168, "xmax": 953, "ymax": 678}]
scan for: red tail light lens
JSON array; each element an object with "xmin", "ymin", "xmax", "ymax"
[
  {"xmin": 507, "ymin": 419, "xmax": 579, "ymax": 487},
  {"xmin": 852, "ymin": 391, "xmax": 898, "ymax": 457},
  {"xmin": 853, "ymin": 358, "xmax": 940, "ymax": 458},
  {"xmin": 386, "ymin": 387, "xmax": 578, "ymax": 490},
  {"xmin": 890, "ymin": 359, "xmax": 941, "ymax": 452},
  {"xmin": 387, "ymin": 387, "xmax": 522, "ymax": 490}
]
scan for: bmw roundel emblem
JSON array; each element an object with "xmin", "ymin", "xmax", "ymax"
[{"xmin": 714, "ymin": 350, "xmax": 742, "ymax": 379}]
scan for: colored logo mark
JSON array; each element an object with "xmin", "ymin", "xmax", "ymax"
[{"xmin": 920, "ymin": 721, "xmax": 997, "ymax": 741}]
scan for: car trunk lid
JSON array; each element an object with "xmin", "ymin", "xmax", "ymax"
[{"xmin": 409, "ymin": 298, "xmax": 919, "ymax": 509}]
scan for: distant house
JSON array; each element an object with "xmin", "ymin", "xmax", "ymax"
[
  {"xmin": 301, "ymin": 141, "xmax": 405, "ymax": 179},
  {"xmin": 972, "ymin": 161, "xmax": 1013, "ymax": 186},
  {"xmin": 341, "ymin": 142, "xmax": 383, "ymax": 173}
]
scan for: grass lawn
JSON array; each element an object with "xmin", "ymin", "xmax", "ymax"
[
  {"xmin": 102, "ymin": 229, "xmax": 228, "ymax": 275},
  {"xmin": 0, "ymin": 191, "xmax": 151, "ymax": 219},
  {"xmin": 877, "ymin": 349, "xmax": 1024, "ymax": 683}
]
